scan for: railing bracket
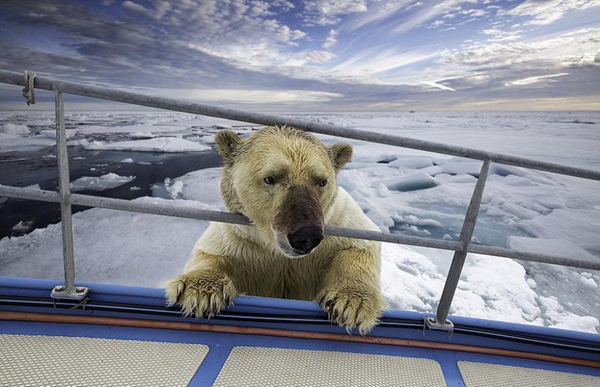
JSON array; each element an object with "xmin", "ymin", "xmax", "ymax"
[
  {"xmin": 22, "ymin": 70, "xmax": 36, "ymax": 105},
  {"xmin": 424, "ymin": 317, "xmax": 454, "ymax": 332},
  {"xmin": 51, "ymin": 285, "xmax": 90, "ymax": 301}
]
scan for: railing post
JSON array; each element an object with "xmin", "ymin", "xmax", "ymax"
[
  {"xmin": 50, "ymin": 91, "xmax": 89, "ymax": 300},
  {"xmin": 425, "ymin": 159, "xmax": 491, "ymax": 331}
]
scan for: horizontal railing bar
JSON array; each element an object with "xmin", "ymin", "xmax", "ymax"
[
  {"xmin": 69, "ymin": 192, "xmax": 252, "ymax": 225},
  {"xmin": 1, "ymin": 70, "xmax": 599, "ymax": 181},
  {"xmin": 72, "ymin": 193, "xmax": 464, "ymax": 250},
  {"xmin": 77, "ymin": 194, "xmax": 464, "ymax": 250},
  {"xmin": 0, "ymin": 185, "xmax": 61, "ymax": 203},
  {"xmin": 1, "ymin": 185, "xmax": 599, "ymax": 271},
  {"xmin": 0, "ymin": 185, "xmax": 461, "ymax": 250},
  {"xmin": 323, "ymin": 225, "xmax": 463, "ymax": 251}
]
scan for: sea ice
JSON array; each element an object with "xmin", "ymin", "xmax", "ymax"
[
  {"xmin": 164, "ymin": 178, "xmax": 184, "ymax": 200},
  {"xmin": 70, "ymin": 173, "xmax": 136, "ymax": 192},
  {"xmin": 1, "ymin": 123, "xmax": 29, "ymax": 135},
  {"xmin": 380, "ymin": 172, "xmax": 439, "ymax": 192},
  {"xmin": 440, "ymin": 159, "xmax": 484, "ymax": 176},
  {"xmin": 73, "ymin": 138, "xmax": 211, "ymax": 152},
  {"xmin": 1, "ymin": 110, "xmax": 599, "ymax": 333},
  {"xmin": 508, "ymin": 237, "xmax": 598, "ymax": 263},
  {"xmin": 130, "ymin": 132, "xmax": 156, "ymax": 139},
  {"xmin": 388, "ymin": 157, "xmax": 433, "ymax": 169},
  {"xmin": 0, "ymin": 123, "xmax": 56, "ymax": 152}
]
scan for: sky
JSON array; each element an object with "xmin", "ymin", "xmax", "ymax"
[{"xmin": 0, "ymin": 0, "xmax": 599, "ymax": 111}]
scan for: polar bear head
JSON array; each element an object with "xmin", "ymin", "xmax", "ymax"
[{"xmin": 215, "ymin": 126, "xmax": 352, "ymax": 258}]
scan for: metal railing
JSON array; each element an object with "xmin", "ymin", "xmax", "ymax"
[{"xmin": 1, "ymin": 70, "xmax": 599, "ymax": 330}]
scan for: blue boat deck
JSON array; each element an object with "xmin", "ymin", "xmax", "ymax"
[{"xmin": 1, "ymin": 277, "xmax": 599, "ymax": 386}]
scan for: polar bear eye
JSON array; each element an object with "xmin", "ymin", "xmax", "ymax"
[
  {"xmin": 264, "ymin": 176, "xmax": 276, "ymax": 185},
  {"xmin": 319, "ymin": 179, "xmax": 328, "ymax": 187}
]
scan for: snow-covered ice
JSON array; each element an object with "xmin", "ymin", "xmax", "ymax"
[
  {"xmin": 0, "ymin": 122, "xmax": 55, "ymax": 152},
  {"xmin": 388, "ymin": 157, "xmax": 434, "ymax": 169},
  {"xmin": 508, "ymin": 237, "xmax": 598, "ymax": 263},
  {"xmin": 69, "ymin": 137, "xmax": 211, "ymax": 153},
  {"xmin": 1, "ymin": 123, "xmax": 30, "ymax": 136},
  {"xmin": 1, "ymin": 110, "xmax": 599, "ymax": 333},
  {"xmin": 70, "ymin": 173, "xmax": 136, "ymax": 192},
  {"xmin": 379, "ymin": 172, "xmax": 439, "ymax": 192},
  {"xmin": 0, "ymin": 197, "xmax": 212, "ymax": 287},
  {"xmin": 130, "ymin": 132, "xmax": 156, "ymax": 139}
]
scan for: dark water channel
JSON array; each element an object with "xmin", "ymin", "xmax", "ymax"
[{"xmin": 0, "ymin": 146, "xmax": 222, "ymax": 238}]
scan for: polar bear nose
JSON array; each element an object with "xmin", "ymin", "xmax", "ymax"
[{"xmin": 288, "ymin": 226, "xmax": 323, "ymax": 254}]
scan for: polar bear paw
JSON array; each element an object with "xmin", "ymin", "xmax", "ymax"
[
  {"xmin": 318, "ymin": 286, "xmax": 384, "ymax": 335},
  {"xmin": 165, "ymin": 270, "xmax": 237, "ymax": 318}
]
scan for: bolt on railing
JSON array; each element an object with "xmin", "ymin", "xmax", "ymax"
[{"xmin": 0, "ymin": 70, "xmax": 599, "ymax": 327}]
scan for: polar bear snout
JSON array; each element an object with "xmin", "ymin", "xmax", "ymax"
[
  {"xmin": 273, "ymin": 184, "xmax": 325, "ymax": 257},
  {"xmin": 288, "ymin": 226, "xmax": 323, "ymax": 255}
]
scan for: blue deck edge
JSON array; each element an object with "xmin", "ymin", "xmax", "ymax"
[
  {"xmin": 1, "ymin": 276, "xmax": 598, "ymax": 341},
  {"xmin": 1, "ymin": 275, "xmax": 599, "ymax": 369}
]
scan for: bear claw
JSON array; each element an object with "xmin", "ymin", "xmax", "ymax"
[
  {"xmin": 318, "ymin": 288, "xmax": 384, "ymax": 335},
  {"xmin": 165, "ymin": 270, "xmax": 237, "ymax": 319}
]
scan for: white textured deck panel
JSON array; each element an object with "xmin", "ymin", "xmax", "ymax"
[
  {"xmin": 0, "ymin": 334, "xmax": 208, "ymax": 387},
  {"xmin": 458, "ymin": 361, "xmax": 600, "ymax": 387},
  {"xmin": 213, "ymin": 346, "xmax": 446, "ymax": 387}
]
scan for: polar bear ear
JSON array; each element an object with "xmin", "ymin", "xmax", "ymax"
[
  {"xmin": 328, "ymin": 142, "xmax": 353, "ymax": 171},
  {"xmin": 215, "ymin": 129, "xmax": 242, "ymax": 165}
]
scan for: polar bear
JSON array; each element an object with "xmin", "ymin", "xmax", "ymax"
[{"xmin": 165, "ymin": 126, "xmax": 384, "ymax": 333}]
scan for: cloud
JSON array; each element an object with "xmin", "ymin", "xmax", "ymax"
[
  {"xmin": 282, "ymin": 51, "xmax": 337, "ymax": 67},
  {"xmin": 505, "ymin": 0, "xmax": 600, "ymax": 26},
  {"xmin": 449, "ymin": 96, "xmax": 600, "ymax": 111},
  {"xmin": 1, "ymin": 0, "xmax": 599, "ymax": 112},
  {"xmin": 248, "ymin": 1, "xmax": 275, "ymax": 17},
  {"xmin": 121, "ymin": 1, "xmax": 168, "ymax": 20},
  {"xmin": 441, "ymin": 28, "xmax": 600, "ymax": 69},
  {"xmin": 406, "ymin": 2, "xmax": 424, "ymax": 11},
  {"xmin": 340, "ymin": 0, "xmax": 407, "ymax": 31},
  {"xmin": 421, "ymin": 81, "xmax": 456, "ymax": 91},
  {"xmin": 302, "ymin": 51, "xmax": 338, "ymax": 64},
  {"xmin": 263, "ymin": 19, "xmax": 306, "ymax": 45},
  {"xmin": 460, "ymin": 8, "xmax": 487, "ymax": 17},
  {"xmin": 172, "ymin": 89, "xmax": 343, "ymax": 103},
  {"xmin": 302, "ymin": 0, "xmax": 368, "ymax": 26},
  {"xmin": 305, "ymin": 0, "xmax": 368, "ymax": 15},
  {"xmin": 322, "ymin": 29, "xmax": 338, "ymax": 49},
  {"xmin": 428, "ymin": 20, "xmax": 446, "ymax": 29},
  {"xmin": 332, "ymin": 49, "xmax": 437, "ymax": 79},
  {"xmin": 119, "ymin": 0, "xmax": 308, "ymax": 53},
  {"xmin": 269, "ymin": 0, "xmax": 295, "ymax": 11},
  {"xmin": 393, "ymin": 0, "xmax": 476, "ymax": 33},
  {"xmin": 506, "ymin": 73, "xmax": 570, "ymax": 86},
  {"xmin": 1, "ymin": 0, "xmax": 312, "ymax": 82},
  {"xmin": 481, "ymin": 28, "xmax": 523, "ymax": 42}
]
